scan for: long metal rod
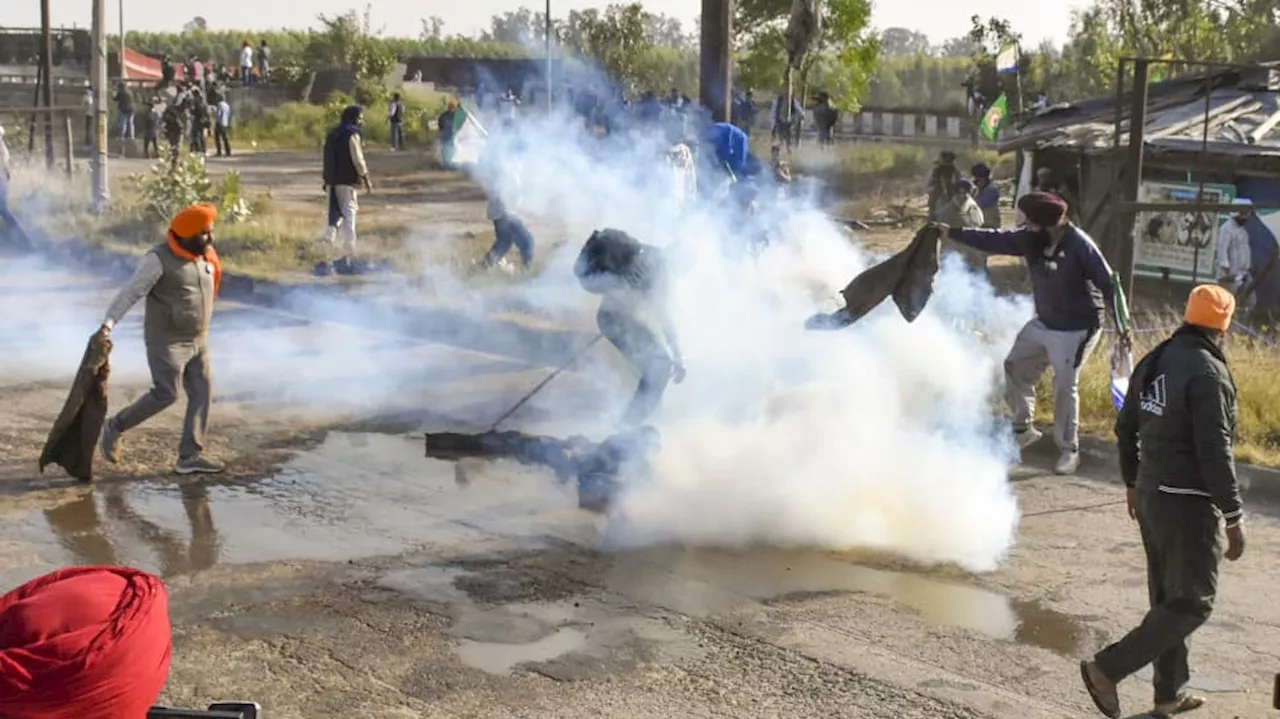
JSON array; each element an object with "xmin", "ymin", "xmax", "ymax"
[
  {"xmin": 1118, "ymin": 201, "xmax": 1280, "ymax": 212},
  {"xmin": 1118, "ymin": 55, "xmax": 1276, "ymax": 71},
  {"xmin": 544, "ymin": 0, "xmax": 551, "ymax": 111},
  {"xmin": 1105, "ymin": 58, "xmax": 1127, "ymax": 262}
]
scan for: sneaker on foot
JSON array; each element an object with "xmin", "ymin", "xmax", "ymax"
[
  {"xmin": 1014, "ymin": 426, "xmax": 1043, "ymax": 449},
  {"xmin": 175, "ymin": 455, "xmax": 226, "ymax": 475},
  {"xmin": 312, "ymin": 261, "xmax": 333, "ymax": 277},
  {"xmin": 99, "ymin": 418, "xmax": 122, "ymax": 464},
  {"xmin": 1055, "ymin": 450, "xmax": 1080, "ymax": 475}
]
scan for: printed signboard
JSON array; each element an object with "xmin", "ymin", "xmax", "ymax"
[{"xmin": 1132, "ymin": 181, "xmax": 1236, "ymax": 282}]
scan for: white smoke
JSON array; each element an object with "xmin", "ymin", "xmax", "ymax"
[
  {"xmin": 438, "ymin": 58, "xmax": 1034, "ymax": 572},
  {"xmin": 2, "ymin": 54, "xmax": 1035, "ymax": 573}
]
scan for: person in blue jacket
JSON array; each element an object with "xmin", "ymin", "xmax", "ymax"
[{"xmin": 935, "ymin": 191, "xmax": 1118, "ymax": 476}]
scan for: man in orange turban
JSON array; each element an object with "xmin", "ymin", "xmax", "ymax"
[
  {"xmin": 96, "ymin": 203, "xmax": 225, "ymax": 475},
  {"xmin": 0, "ymin": 566, "xmax": 172, "ymax": 719},
  {"xmin": 1081, "ymin": 284, "xmax": 1245, "ymax": 719}
]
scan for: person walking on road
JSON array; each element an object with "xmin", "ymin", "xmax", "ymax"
[
  {"xmin": 213, "ymin": 96, "xmax": 232, "ymax": 157},
  {"xmin": 936, "ymin": 191, "xmax": 1119, "ymax": 475},
  {"xmin": 0, "ymin": 125, "xmax": 30, "ymax": 250},
  {"xmin": 1080, "ymin": 284, "xmax": 1245, "ymax": 719},
  {"xmin": 318, "ymin": 105, "xmax": 372, "ymax": 276},
  {"xmin": 97, "ymin": 203, "xmax": 225, "ymax": 476}
]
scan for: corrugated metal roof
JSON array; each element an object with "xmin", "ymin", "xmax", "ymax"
[{"xmin": 997, "ymin": 66, "xmax": 1280, "ymax": 157}]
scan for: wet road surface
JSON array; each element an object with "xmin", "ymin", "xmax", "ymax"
[{"xmin": 3, "ymin": 261, "xmax": 1280, "ymax": 719}]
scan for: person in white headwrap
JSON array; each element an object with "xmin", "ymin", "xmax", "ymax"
[{"xmin": 1216, "ymin": 197, "xmax": 1254, "ymax": 306}]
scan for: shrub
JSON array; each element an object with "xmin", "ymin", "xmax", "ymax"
[{"xmin": 128, "ymin": 153, "xmax": 249, "ymax": 224}]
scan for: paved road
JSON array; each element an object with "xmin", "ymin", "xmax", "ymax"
[{"xmin": 2, "ymin": 259, "xmax": 1279, "ymax": 719}]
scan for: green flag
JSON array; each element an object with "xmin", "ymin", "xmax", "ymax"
[{"xmin": 979, "ymin": 93, "xmax": 1008, "ymax": 141}]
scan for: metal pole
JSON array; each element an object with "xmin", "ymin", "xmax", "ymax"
[
  {"xmin": 1117, "ymin": 58, "xmax": 1150, "ymax": 302},
  {"xmin": 1190, "ymin": 69, "xmax": 1213, "ymax": 285},
  {"xmin": 544, "ymin": 0, "xmax": 552, "ymax": 112},
  {"xmin": 1102, "ymin": 58, "xmax": 1127, "ymax": 262},
  {"xmin": 119, "ymin": 0, "xmax": 127, "ymax": 81},
  {"xmin": 91, "ymin": 0, "xmax": 110, "ymax": 210},
  {"xmin": 41, "ymin": 0, "xmax": 56, "ymax": 169},
  {"xmin": 699, "ymin": 0, "xmax": 733, "ymax": 123}
]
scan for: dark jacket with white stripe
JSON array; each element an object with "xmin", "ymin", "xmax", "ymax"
[{"xmin": 1116, "ymin": 325, "xmax": 1243, "ymax": 525}]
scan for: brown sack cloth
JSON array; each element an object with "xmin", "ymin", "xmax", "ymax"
[
  {"xmin": 806, "ymin": 224, "xmax": 941, "ymax": 330},
  {"xmin": 39, "ymin": 332, "xmax": 112, "ymax": 482}
]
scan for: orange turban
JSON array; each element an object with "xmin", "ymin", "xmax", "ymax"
[
  {"xmin": 169, "ymin": 203, "xmax": 217, "ymax": 240},
  {"xmin": 1185, "ymin": 284, "xmax": 1236, "ymax": 332},
  {"xmin": 0, "ymin": 566, "xmax": 172, "ymax": 719}
]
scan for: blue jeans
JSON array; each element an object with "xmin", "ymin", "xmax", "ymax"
[
  {"xmin": 486, "ymin": 218, "xmax": 535, "ymax": 267},
  {"xmin": 118, "ymin": 112, "xmax": 134, "ymax": 139},
  {"xmin": 390, "ymin": 122, "xmax": 404, "ymax": 149}
]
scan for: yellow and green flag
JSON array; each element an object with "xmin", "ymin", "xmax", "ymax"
[
  {"xmin": 979, "ymin": 93, "xmax": 1009, "ymax": 141},
  {"xmin": 1150, "ymin": 52, "xmax": 1175, "ymax": 83}
]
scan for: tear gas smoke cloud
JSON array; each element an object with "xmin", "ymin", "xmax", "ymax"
[
  {"xmin": 448, "ymin": 59, "xmax": 1036, "ymax": 571},
  {"xmin": 1, "ymin": 55, "xmax": 1034, "ymax": 573}
]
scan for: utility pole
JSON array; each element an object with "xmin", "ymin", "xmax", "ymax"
[
  {"xmin": 1117, "ymin": 58, "xmax": 1150, "ymax": 302},
  {"xmin": 40, "ymin": 0, "xmax": 56, "ymax": 169},
  {"xmin": 119, "ymin": 0, "xmax": 127, "ymax": 80},
  {"xmin": 91, "ymin": 0, "xmax": 110, "ymax": 210},
  {"xmin": 699, "ymin": 0, "xmax": 733, "ymax": 123},
  {"xmin": 544, "ymin": 0, "xmax": 552, "ymax": 112}
]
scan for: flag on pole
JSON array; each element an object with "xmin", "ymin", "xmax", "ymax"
[
  {"xmin": 445, "ymin": 105, "xmax": 488, "ymax": 167},
  {"xmin": 996, "ymin": 43, "xmax": 1019, "ymax": 75},
  {"xmin": 1109, "ymin": 271, "xmax": 1134, "ymax": 411},
  {"xmin": 979, "ymin": 93, "xmax": 1009, "ymax": 141}
]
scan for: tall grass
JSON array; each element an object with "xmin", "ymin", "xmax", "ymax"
[{"xmin": 1052, "ymin": 318, "xmax": 1280, "ymax": 466}]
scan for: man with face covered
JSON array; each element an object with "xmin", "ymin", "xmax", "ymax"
[
  {"xmin": 936, "ymin": 191, "xmax": 1118, "ymax": 475},
  {"xmin": 97, "ymin": 203, "xmax": 225, "ymax": 475}
]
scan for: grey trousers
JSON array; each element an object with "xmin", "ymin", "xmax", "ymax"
[
  {"xmin": 1004, "ymin": 318, "xmax": 1100, "ymax": 452},
  {"xmin": 1094, "ymin": 491, "xmax": 1221, "ymax": 704},
  {"xmin": 597, "ymin": 308, "xmax": 673, "ymax": 428},
  {"xmin": 112, "ymin": 340, "xmax": 211, "ymax": 460}
]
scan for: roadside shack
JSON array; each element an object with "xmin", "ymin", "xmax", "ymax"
[{"xmin": 995, "ymin": 63, "xmax": 1280, "ymax": 315}]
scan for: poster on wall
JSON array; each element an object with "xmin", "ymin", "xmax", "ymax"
[{"xmin": 1132, "ymin": 181, "xmax": 1236, "ymax": 282}]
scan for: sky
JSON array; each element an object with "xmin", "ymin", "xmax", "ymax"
[{"xmin": 0, "ymin": 0, "xmax": 1092, "ymax": 50}]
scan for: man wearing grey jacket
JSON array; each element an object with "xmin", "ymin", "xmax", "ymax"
[
  {"xmin": 938, "ymin": 191, "xmax": 1118, "ymax": 475},
  {"xmin": 98, "ymin": 203, "xmax": 225, "ymax": 475}
]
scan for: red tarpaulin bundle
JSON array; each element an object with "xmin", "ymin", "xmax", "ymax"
[{"xmin": 0, "ymin": 566, "xmax": 172, "ymax": 719}]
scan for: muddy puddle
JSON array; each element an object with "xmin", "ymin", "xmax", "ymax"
[{"xmin": 2, "ymin": 431, "xmax": 1090, "ymax": 659}]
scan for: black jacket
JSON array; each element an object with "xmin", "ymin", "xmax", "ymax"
[
  {"xmin": 574, "ymin": 229, "xmax": 667, "ymax": 295},
  {"xmin": 323, "ymin": 124, "xmax": 360, "ymax": 186},
  {"xmin": 40, "ymin": 333, "xmax": 112, "ymax": 482},
  {"xmin": 806, "ymin": 224, "xmax": 940, "ymax": 330},
  {"xmin": 1116, "ymin": 325, "xmax": 1243, "ymax": 524}
]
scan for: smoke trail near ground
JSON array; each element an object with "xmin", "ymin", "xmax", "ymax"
[
  {"xmin": 440, "ymin": 57, "xmax": 1034, "ymax": 572},
  {"xmin": 1, "ymin": 54, "xmax": 1034, "ymax": 572}
]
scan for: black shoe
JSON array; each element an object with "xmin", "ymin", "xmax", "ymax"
[
  {"xmin": 333, "ymin": 257, "xmax": 356, "ymax": 275},
  {"xmin": 312, "ymin": 261, "xmax": 333, "ymax": 277}
]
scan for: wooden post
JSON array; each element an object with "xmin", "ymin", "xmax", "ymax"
[
  {"xmin": 41, "ymin": 0, "xmax": 57, "ymax": 169},
  {"xmin": 698, "ymin": 0, "xmax": 733, "ymax": 123},
  {"xmin": 1117, "ymin": 58, "xmax": 1150, "ymax": 302}
]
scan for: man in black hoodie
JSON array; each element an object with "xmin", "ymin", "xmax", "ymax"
[
  {"xmin": 318, "ymin": 105, "xmax": 372, "ymax": 276},
  {"xmin": 1080, "ymin": 284, "xmax": 1245, "ymax": 719}
]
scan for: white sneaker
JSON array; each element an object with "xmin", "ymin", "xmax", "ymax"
[
  {"xmin": 1054, "ymin": 451, "xmax": 1080, "ymax": 475},
  {"xmin": 1014, "ymin": 427, "xmax": 1043, "ymax": 449}
]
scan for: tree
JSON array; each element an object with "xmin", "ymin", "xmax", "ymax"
[
  {"xmin": 305, "ymin": 7, "xmax": 397, "ymax": 104},
  {"xmin": 879, "ymin": 27, "xmax": 931, "ymax": 56},
  {"xmin": 734, "ymin": 0, "xmax": 879, "ymax": 111},
  {"xmin": 421, "ymin": 16, "xmax": 445, "ymax": 41},
  {"xmin": 938, "ymin": 35, "xmax": 977, "ymax": 57},
  {"xmin": 559, "ymin": 4, "xmax": 653, "ymax": 89},
  {"xmin": 182, "ymin": 17, "xmax": 208, "ymax": 33}
]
